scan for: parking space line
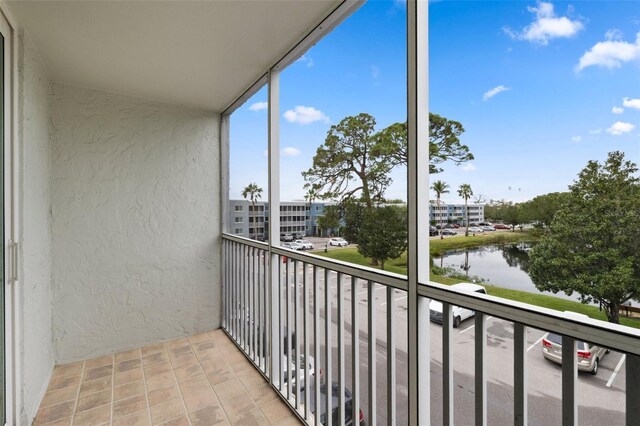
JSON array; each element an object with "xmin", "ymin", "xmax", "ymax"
[
  {"xmin": 527, "ymin": 336, "xmax": 544, "ymax": 352},
  {"xmin": 459, "ymin": 316, "xmax": 493, "ymax": 334},
  {"xmin": 381, "ymin": 295, "xmax": 408, "ymax": 306},
  {"xmin": 606, "ymin": 354, "xmax": 626, "ymax": 388}
]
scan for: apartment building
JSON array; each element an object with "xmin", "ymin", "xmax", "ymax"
[{"xmin": 429, "ymin": 202, "xmax": 485, "ymax": 225}]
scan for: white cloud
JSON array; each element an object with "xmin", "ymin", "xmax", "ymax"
[
  {"xmin": 589, "ymin": 128, "xmax": 602, "ymax": 135},
  {"xmin": 371, "ymin": 65, "xmax": 381, "ymax": 85},
  {"xmin": 296, "ymin": 55, "xmax": 314, "ymax": 68},
  {"xmin": 605, "ymin": 29, "xmax": 623, "ymax": 41},
  {"xmin": 612, "ymin": 106, "xmax": 624, "ymax": 114},
  {"xmin": 571, "ymin": 136, "xmax": 582, "ymax": 143},
  {"xmin": 576, "ymin": 31, "xmax": 640, "ymax": 71},
  {"xmin": 281, "ymin": 147, "xmax": 301, "ymax": 157},
  {"xmin": 482, "ymin": 85, "xmax": 510, "ymax": 101},
  {"xmin": 606, "ymin": 121, "xmax": 635, "ymax": 135},
  {"xmin": 249, "ymin": 101, "xmax": 268, "ymax": 111},
  {"xmin": 503, "ymin": 1, "xmax": 584, "ymax": 46},
  {"xmin": 283, "ymin": 106, "xmax": 330, "ymax": 125},
  {"xmin": 263, "ymin": 150, "xmax": 268, "ymax": 158},
  {"xmin": 462, "ymin": 163, "xmax": 476, "ymax": 172},
  {"xmin": 623, "ymin": 97, "xmax": 640, "ymax": 110}
]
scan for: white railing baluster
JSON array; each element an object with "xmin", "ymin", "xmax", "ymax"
[
  {"xmin": 337, "ymin": 272, "xmax": 345, "ymax": 426},
  {"xmin": 443, "ymin": 302, "xmax": 453, "ymax": 426},
  {"xmin": 314, "ymin": 265, "xmax": 321, "ymax": 426},
  {"xmin": 352, "ymin": 277, "xmax": 360, "ymax": 426},
  {"xmin": 514, "ymin": 322, "xmax": 527, "ymax": 426},
  {"xmin": 325, "ymin": 268, "xmax": 333, "ymax": 426},
  {"xmin": 562, "ymin": 336, "xmax": 577, "ymax": 426},
  {"xmin": 475, "ymin": 313, "xmax": 487, "ymax": 426},
  {"xmin": 368, "ymin": 281, "xmax": 376, "ymax": 426},
  {"xmin": 286, "ymin": 257, "xmax": 292, "ymax": 399},
  {"xmin": 303, "ymin": 262, "xmax": 310, "ymax": 420},
  {"xmin": 294, "ymin": 259, "xmax": 300, "ymax": 410},
  {"xmin": 387, "ymin": 287, "xmax": 396, "ymax": 426}
]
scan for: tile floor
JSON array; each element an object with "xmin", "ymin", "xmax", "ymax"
[{"xmin": 34, "ymin": 330, "xmax": 302, "ymax": 426}]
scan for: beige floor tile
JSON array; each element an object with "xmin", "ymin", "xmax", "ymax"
[
  {"xmin": 41, "ymin": 416, "xmax": 72, "ymax": 426},
  {"xmin": 34, "ymin": 400, "xmax": 75, "ymax": 425},
  {"xmin": 193, "ymin": 341, "xmax": 216, "ymax": 353},
  {"xmin": 51, "ymin": 361, "xmax": 84, "ymax": 380},
  {"xmin": 188, "ymin": 333, "xmax": 211, "ymax": 344},
  {"xmin": 114, "ymin": 367, "xmax": 144, "ymax": 386},
  {"xmin": 177, "ymin": 376, "xmax": 212, "ymax": 396},
  {"xmin": 114, "ymin": 380, "xmax": 145, "ymax": 401},
  {"xmin": 218, "ymin": 392, "xmax": 256, "ymax": 418},
  {"xmin": 229, "ymin": 408, "xmax": 269, "ymax": 426},
  {"xmin": 206, "ymin": 367, "xmax": 235, "ymax": 386},
  {"xmin": 213, "ymin": 379, "xmax": 245, "ymax": 399},
  {"xmin": 148, "ymin": 384, "xmax": 180, "ymax": 407},
  {"xmin": 168, "ymin": 345, "xmax": 192, "ymax": 360},
  {"xmin": 79, "ymin": 377, "xmax": 112, "ymax": 397},
  {"xmin": 272, "ymin": 417, "xmax": 304, "ymax": 426},
  {"xmin": 169, "ymin": 352, "xmax": 198, "ymax": 369},
  {"xmin": 115, "ymin": 348, "xmax": 141, "ymax": 363},
  {"xmin": 113, "ymin": 394, "xmax": 147, "ymax": 419},
  {"xmin": 116, "ymin": 358, "xmax": 142, "ymax": 373},
  {"xmin": 150, "ymin": 398, "xmax": 185, "ymax": 425},
  {"xmin": 75, "ymin": 389, "xmax": 111, "ymax": 413},
  {"xmin": 182, "ymin": 388, "xmax": 218, "ymax": 413},
  {"xmin": 247, "ymin": 383, "xmax": 278, "ymax": 407},
  {"xmin": 165, "ymin": 338, "xmax": 189, "ymax": 350},
  {"xmin": 160, "ymin": 415, "xmax": 190, "ymax": 426},
  {"xmin": 85, "ymin": 355, "xmax": 113, "ymax": 370},
  {"xmin": 237, "ymin": 368, "xmax": 267, "ymax": 389},
  {"xmin": 199, "ymin": 357, "xmax": 226, "ymax": 374},
  {"xmin": 143, "ymin": 351, "xmax": 168, "ymax": 366},
  {"xmin": 83, "ymin": 365, "xmax": 113, "ymax": 382},
  {"xmin": 71, "ymin": 403, "xmax": 111, "ymax": 425},
  {"xmin": 40, "ymin": 384, "xmax": 80, "ymax": 408},
  {"xmin": 146, "ymin": 371, "xmax": 176, "ymax": 391},
  {"xmin": 195, "ymin": 348, "xmax": 221, "ymax": 363},
  {"xmin": 173, "ymin": 364, "xmax": 204, "ymax": 383},
  {"xmin": 48, "ymin": 375, "xmax": 81, "ymax": 392},
  {"xmin": 142, "ymin": 343, "xmax": 165, "ymax": 357},
  {"xmin": 189, "ymin": 405, "xmax": 227, "ymax": 426},
  {"xmin": 144, "ymin": 360, "xmax": 172, "ymax": 378},
  {"xmin": 112, "ymin": 410, "xmax": 151, "ymax": 426},
  {"xmin": 259, "ymin": 399, "xmax": 293, "ymax": 425}
]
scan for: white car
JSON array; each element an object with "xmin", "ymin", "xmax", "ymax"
[
  {"xmin": 282, "ymin": 242, "xmax": 303, "ymax": 250},
  {"xmin": 429, "ymin": 283, "xmax": 487, "ymax": 328},
  {"xmin": 281, "ymin": 354, "xmax": 320, "ymax": 384},
  {"xmin": 328, "ymin": 238, "xmax": 348, "ymax": 247},
  {"xmin": 294, "ymin": 239, "xmax": 314, "ymax": 250},
  {"xmin": 481, "ymin": 225, "xmax": 495, "ymax": 232},
  {"xmin": 468, "ymin": 226, "xmax": 483, "ymax": 233}
]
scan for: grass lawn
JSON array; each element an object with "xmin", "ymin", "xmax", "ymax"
[
  {"xmin": 429, "ymin": 231, "xmax": 540, "ymax": 257},
  {"xmin": 315, "ymin": 246, "xmax": 640, "ymax": 330}
]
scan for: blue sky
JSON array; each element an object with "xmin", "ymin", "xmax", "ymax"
[{"xmin": 230, "ymin": 0, "xmax": 639, "ymax": 204}]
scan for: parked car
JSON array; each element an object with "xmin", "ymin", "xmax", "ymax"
[
  {"xmin": 281, "ymin": 354, "xmax": 320, "ymax": 384},
  {"xmin": 329, "ymin": 238, "xmax": 348, "ymax": 247},
  {"xmin": 280, "ymin": 233, "xmax": 294, "ymax": 242},
  {"xmin": 493, "ymin": 224, "xmax": 511, "ymax": 230},
  {"xmin": 541, "ymin": 312, "xmax": 609, "ymax": 375},
  {"xmin": 429, "ymin": 283, "xmax": 487, "ymax": 328},
  {"xmin": 481, "ymin": 225, "xmax": 495, "ymax": 232},
  {"xmin": 468, "ymin": 226, "xmax": 483, "ymax": 233},
  {"xmin": 453, "ymin": 224, "xmax": 460, "ymax": 228},
  {"xmin": 282, "ymin": 242, "xmax": 302, "ymax": 250},
  {"xmin": 429, "ymin": 226, "xmax": 438, "ymax": 236},
  {"xmin": 294, "ymin": 379, "xmax": 364, "ymax": 425},
  {"xmin": 295, "ymin": 239, "xmax": 314, "ymax": 250},
  {"xmin": 294, "ymin": 232, "xmax": 305, "ymax": 239},
  {"xmin": 441, "ymin": 229, "xmax": 456, "ymax": 236},
  {"xmin": 479, "ymin": 222, "xmax": 492, "ymax": 226}
]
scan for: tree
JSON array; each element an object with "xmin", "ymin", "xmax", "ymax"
[
  {"xmin": 431, "ymin": 180, "xmax": 450, "ymax": 239},
  {"xmin": 357, "ymin": 206, "xmax": 408, "ymax": 270},
  {"xmin": 528, "ymin": 151, "xmax": 640, "ymax": 324},
  {"xmin": 302, "ymin": 113, "xmax": 392, "ymax": 209},
  {"xmin": 521, "ymin": 192, "xmax": 570, "ymax": 227},
  {"xmin": 316, "ymin": 205, "xmax": 341, "ymax": 237},
  {"xmin": 305, "ymin": 185, "xmax": 320, "ymax": 236},
  {"xmin": 458, "ymin": 184, "xmax": 473, "ymax": 236},
  {"xmin": 342, "ymin": 200, "xmax": 366, "ymax": 245},
  {"xmin": 372, "ymin": 113, "xmax": 474, "ymax": 174},
  {"xmin": 241, "ymin": 183, "xmax": 263, "ymax": 239}
]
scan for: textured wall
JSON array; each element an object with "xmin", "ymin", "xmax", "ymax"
[
  {"xmin": 18, "ymin": 33, "xmax": 54, "ymax": 424},
  {"xmin": 51, "ymin": 84, "xmax": 220, "ymax": 362}
]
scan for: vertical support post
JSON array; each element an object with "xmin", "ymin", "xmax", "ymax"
[
  {"xmin": 337, "ymin": 273, "xmax": 345, "ymax": 426},
  {"xmin": 267, "ymin": 68, "xmax": 281, "ymax": 386},
  {"xmin": 387, "ymin": 288, "xmax": 396, "ymax": 426},
  {"xmin": 325, "ymin": 268, "xmax": 333, "ymax": 426},
  {"xmin": 475, "ymin": 313, "xmax": 487, "ymax": 426},
  {"xmin": 561, "ymin": 336, "xmax": 577, "ymax": 426},
  {"xmin": 352, "ymin": 277, "xmax": 360, "ymax": 426},
  {"xmin": 514, "ymin": 323, "xmax": 527, "ymax": 426},
  {"xmin": 442, "ymin": 302, "xmax": 453, "ymax": 426},
  {"xmin": 220, "ymin": 114, "xmax": 230, "ymax": 243},
  {"xmin": 407, "ymin": 0, "xmax": 430, "ymax": 424},
  {"xmin": 368, "ymin": 281, "xmax": 377, "ymax": 426},
  {"xmin": 314, "ymin": 266, "xmax": 321, "ymax": 426},
  {"xmin": 626, "ymin": 354, "xmax": 640, "ymax": 426}
]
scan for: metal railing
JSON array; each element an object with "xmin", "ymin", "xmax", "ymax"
[{"xmin": 221, "ymin": 233, "xmax": 640, "ymax": 425}]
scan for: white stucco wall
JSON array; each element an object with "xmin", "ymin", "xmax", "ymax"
[
  {"xmin": 18, "ymin": 33, "xmax": 54, "ymax": 424},
  {"xmin": 50, "ymin": 84, "xmax": 220, "ymax": 362}
]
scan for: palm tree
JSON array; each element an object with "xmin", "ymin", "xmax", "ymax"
[
  {"xmin": 241, "ymin": 183, "xmax": 263, "ymax": 239},
  {"xmin": 304, "ymin": 186, "xmax": 319, "ymax": 236},
  {"xmin": 458, "ymin": 183, "xmax": 473, "ymax": 237},
  {"xmin": 431, "ymin": 180, "xmax": 449, "ymax": 239}
]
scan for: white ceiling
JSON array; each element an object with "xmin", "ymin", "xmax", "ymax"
[{"xmin": 7, "ymin": 0, "xmax": 342, "ymax": 112}]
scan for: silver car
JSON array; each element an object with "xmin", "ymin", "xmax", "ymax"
[{"xmin": 541, "ymin": 332, "xmax": 609, "ymax": 375}]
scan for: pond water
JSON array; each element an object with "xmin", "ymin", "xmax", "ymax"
[{"xmin": 432, "ymin": 243, "xmax": 585, "ymax": 303}]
